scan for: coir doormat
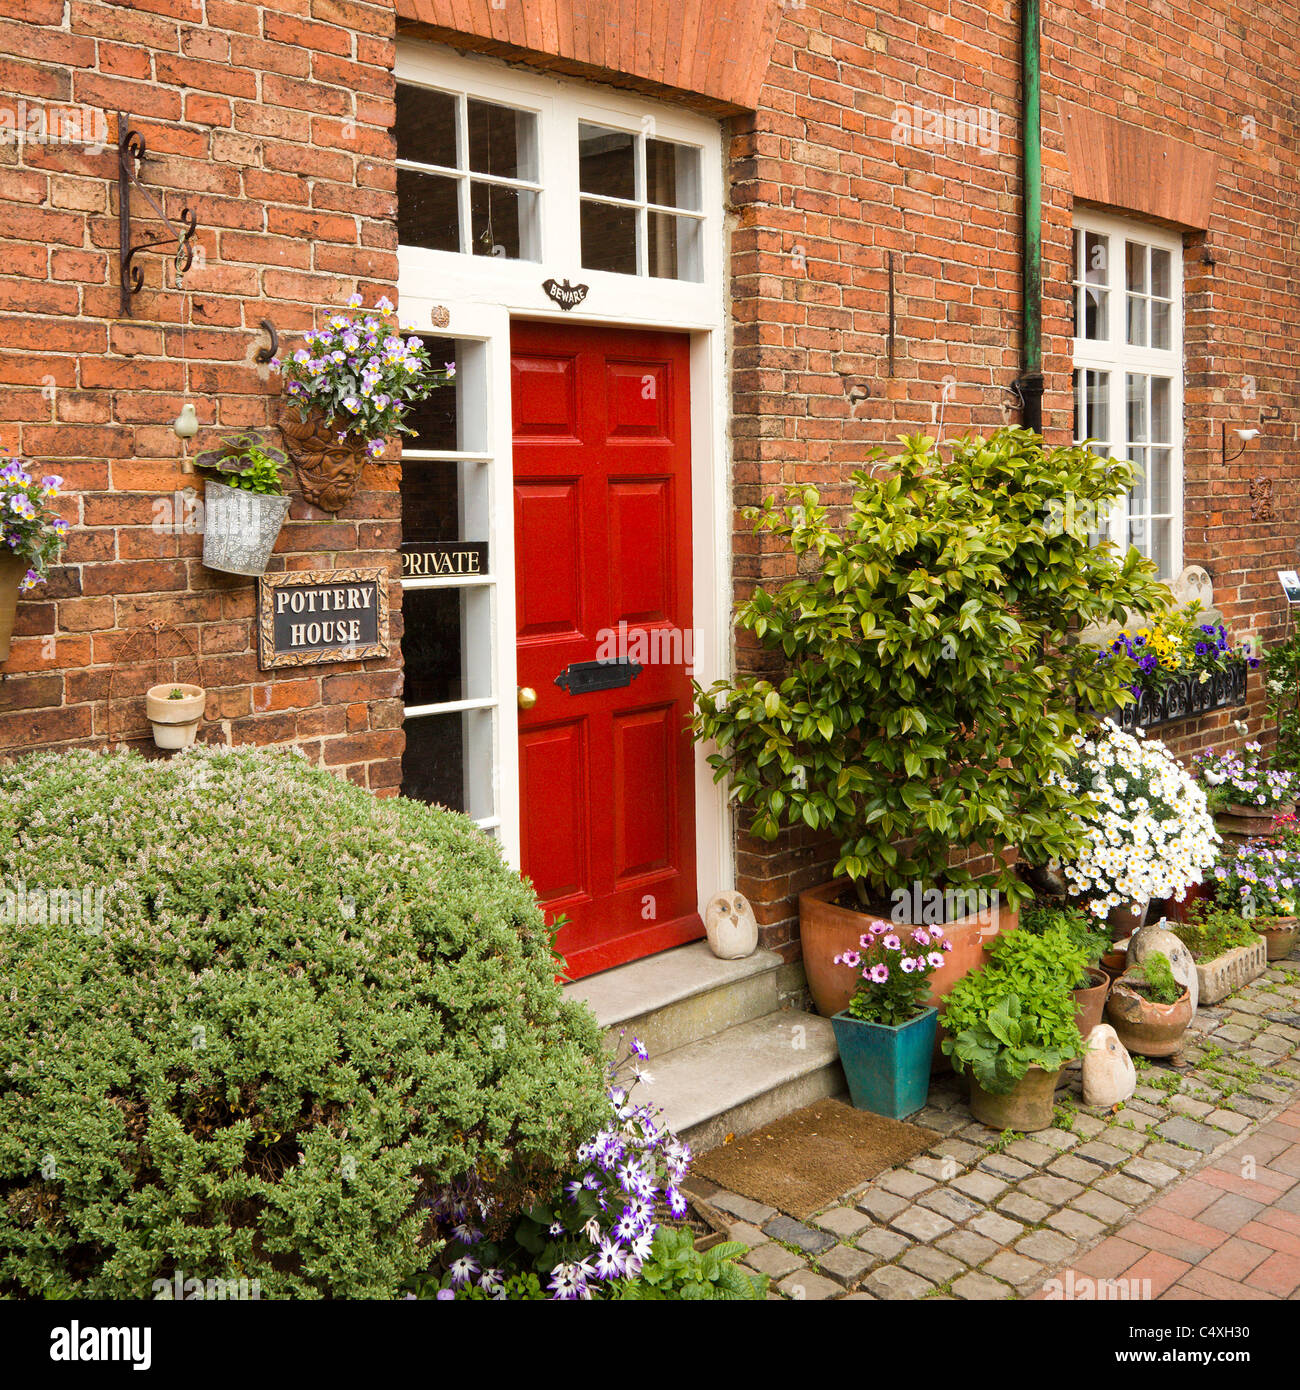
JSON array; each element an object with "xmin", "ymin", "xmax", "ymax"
[{"xmin": 692, "ymin": 1099, "xmax": 939, "ymax": 1222}]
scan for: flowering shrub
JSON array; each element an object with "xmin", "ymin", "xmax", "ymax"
[
  {"xmin": 1212, "ymin": 838, "xmax": 1299, "ymax": 919},
  {"xmin": 1050, "ymin": 720, "xmax": 1218, "ymax": 917},
  {"xmin": 0, "ymin": 746, "xmax": 607, "ymax": 1298},
  {"xmin": 274, "ymin": 293, "xmax": 453, "ymax": 458},
  {"xmin": 834, "ymin": 920, "xmax": 952, "ymax": 1026},
  {"xmin": 1, "ymin": 447, "xmax": 68, "ymax": 591},
  {"xmin": 1099, "ymin": 607, "xmax": 1258, "ymax": 704},
  {"xmin": 414, "ymin": 1039, "xmax": 758, "ymax": 1301},
  {"xmin": 1192, "ymin": 742, "xmax": 1297, "ymax": 811}
]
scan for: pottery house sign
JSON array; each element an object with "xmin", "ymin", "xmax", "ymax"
[{"xmin": 257, "ymin": 567, "xmax": 389, "ymax": 670}]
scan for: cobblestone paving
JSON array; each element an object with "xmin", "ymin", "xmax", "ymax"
[{"xmin": 684, "ymin": 953, "xmax": 1300, "ymax": 1300}]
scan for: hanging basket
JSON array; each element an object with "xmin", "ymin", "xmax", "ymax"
[
  {"xmin": 0, "ymin": 552, "xmax": 27, "ymax": 662},
  {"xmin": 201, "ymin": 480, "xmax": 291, "ymax": 577},
  {"xmin": 278, "ymin": 409, "xmax": 369, "ymax": 513}
]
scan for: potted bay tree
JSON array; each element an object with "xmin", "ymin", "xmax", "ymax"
[{"xmin": 695, "ymin": 428, "xmax": 1167, "ymax": 1020}]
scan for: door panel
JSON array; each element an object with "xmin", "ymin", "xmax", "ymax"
[{"xmin": 512, "ymin": 321, "xmax": 701, "ymax": 979}]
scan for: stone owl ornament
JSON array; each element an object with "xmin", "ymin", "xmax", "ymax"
[
  {"xmin": 703, "ymin": 892, "xmax": 758, "ymax": 960},
  {"xmin": 1082, "ymin": 1024, "xmax": 1137, "ymax": 1108},
  {"xmin": 1127, "ymin": 921, "xmax": 1198, "ymax": 1013}
]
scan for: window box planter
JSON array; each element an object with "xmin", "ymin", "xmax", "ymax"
[
  {"xmin": 1107, "ymin": 662, "xmax": 1248, "ymax": 734},
  {"xmin": 830, "ymin": 1006, "xmax": 937, "ymax": 1120}
]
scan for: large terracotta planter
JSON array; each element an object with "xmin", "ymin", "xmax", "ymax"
[
  {"xmin": 1155, "ymin": 880, "xmax": 1212, "ymax": 925},
  {"xmin": 1216, "ymin": 802, "xmax": 1295, "ymax": 843},
  {"xmin": 969, "ymin": 1066, "xmax": 1060, "ymax": 1132},
  {"xmin": 799, "ymin": 878, "xmax": 1018, "ymax": 1018},
  {"xmin": 1105, "ymin": 979, "xmax": 1192, "ymax": 1058},
  {"xmin": 1257, "ymin": 915, "xmax": 1299, "ymax": 961},
  {"xmin": 279, "ymin": 408, "xmax": 368, "ymax": 513},
  {"xmin": 0, "ymin": 552, "xmax": 26, "ymax": 662}
]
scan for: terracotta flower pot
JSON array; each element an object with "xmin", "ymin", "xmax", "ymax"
[
  {"xmin": 1215, "ymin": 802, "xmax": 1296, "ymax": 843},
  {"xmin": 970, "ymin": 1065, "xmax": 1060, "ymax": 1132},
  {"xmin": 1105, "ymin": 978, "xmax": 1192, "ymax": 1058},
  {"xmin": 279, "ymin": 408, "xmax": 369, "ymax": 513},
  {"xmin": 145, "ymin": 682, "xmax": 206, "ymax": 751},
  {"xmin": 1154, "ymin": 879, "xmax": 1212, "ymax": 925},
  {"xmin": 1257, "ymin": 915, "xmax": 1299, "ymax": 961},
  {"xmin": 1099, "ymin": 948, "xmax": 1128, "ymax": 983},
  {"xmin": 0, "ymin": 551, "xmax": 27, "ymax": 662},
  {"xmin": 1058, "ymin": 966, "xmax": 1110, "ymax": 1088},
  {"xmin": 1107, "ymin": 898, "xmax": 1149, "ymax": 941}
]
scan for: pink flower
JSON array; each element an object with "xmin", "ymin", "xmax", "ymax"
[
  {"xmin": 928, "ymin": 952, "xmax": 945, "ymax": 969},
  {"xmin": 941, "ymin": 939, "xmax": 954, "ymax": 951},
  {"xmin": 930, "ymin": 925, "xmax": 945, "ymax": 939},
  {"xmin": 911, "ymin": 928, "xmax": 931, "ymax": 947},
  {"xmin": 835, "ymin": 950, "xmax": 861, "ymax": 968},
  {"xmin": 869, "ymin": 964, "xmax": 888, "ymax": 984},
  {"xmin": 867, "ymin": 920, "xmax": 889, "ymax": 936},
  {"xmin": 882, "ymin": 935, "xmax": 901, "ymax": 951},
  {"xmin": 899, "ymin": 957, "xmax": 917, "ymax": 973}
]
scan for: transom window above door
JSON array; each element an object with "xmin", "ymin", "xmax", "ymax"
[
  {"xmin": 395, "ymin": 69, "xmax": 714, "ymax": 286},
  {"xmin": 1071, "ymin": 211, "xmax": 1184, "ymax": 579}
]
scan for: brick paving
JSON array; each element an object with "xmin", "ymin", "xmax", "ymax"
[{"xmin": 684, "ymin": 951, "xmax": 1300, "ymax": 1300}]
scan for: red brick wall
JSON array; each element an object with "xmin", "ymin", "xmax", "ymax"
[
  {"xmin": 728, "ymin": 1, "xmax": 1300, "ymax": 955},
  {"xmin": 0, "ymin": 0, "xmax": 405, "ymax": 791}
]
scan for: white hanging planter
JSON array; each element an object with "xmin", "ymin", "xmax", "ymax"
[{"xmin": 145, "ymin": 683, "xmax": 206, "ymax": 750}]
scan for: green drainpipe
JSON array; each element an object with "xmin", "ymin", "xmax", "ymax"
[{"xmin": 1020, "ymin": 0, "xmax": 1044, "ymax": 432}]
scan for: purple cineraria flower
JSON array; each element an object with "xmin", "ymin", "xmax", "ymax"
[
  {"xmin": 900, "ymin": 957, "xmax": 917, "ymax": 973},
  {"xmin": 548, "ymin": 1263, "xmax": 583, "ymax": 1300},
  {"xmin": 593, "ymin": 1239, "xmax": 626, "ymax": 1280},
  {"xmin": 629, "ymin": 1036, "xmax": 649, "ymax": 1060},
  {"xmin": 666, "ymin": 1185, "xmax": 687, "ymax": 1219},
  {"xmin": 448, "ymin": 1255, "xmax": 478, "ymax": 1288},
  {"xmin": 436, "ymin": 1288, "xmax": 455, "ymax": 1301}
]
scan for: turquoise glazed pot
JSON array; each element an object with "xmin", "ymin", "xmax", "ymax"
[{"xmin": 830, "ymin": 1006, "xmax": 938, "ymax": 1120}]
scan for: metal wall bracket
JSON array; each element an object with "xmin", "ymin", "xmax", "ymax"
[{"xmin": 117, "ymin": 111, "xmax": 198, "ymax": 318}]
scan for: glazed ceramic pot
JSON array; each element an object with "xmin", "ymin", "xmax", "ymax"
[
  {"xmin": 969, "ymin": 1065, "xmax": 1061, "ymax": 1132},
  {"xmin": 1257, "ymin": 916, "xmax": 1299, "ymax": 961},
  {"xmin": 1105, "ymin": 979, "xmax": 1193, "ymax": 1058},
  {"xmin": 0, "ymin": 552, "xmax": 27, "ymax": 662},
  {"xmin": 831, "ymin": 1007, "xmax": 938, "ymax": 1120}
]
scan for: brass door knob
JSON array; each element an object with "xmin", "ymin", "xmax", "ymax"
[{"xmin": 517, "ymin": 686, "xmax": 538, "ymax": 710}]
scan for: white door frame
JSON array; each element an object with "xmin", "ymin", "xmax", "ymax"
[{"xmin": 395, "ymin": 44, "xmax": 735, "ymax": 913}]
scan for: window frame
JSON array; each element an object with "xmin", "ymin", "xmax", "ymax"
[{"xmin": 1071, "ymin": 208, "xmax": 1185, "ymax": 580}]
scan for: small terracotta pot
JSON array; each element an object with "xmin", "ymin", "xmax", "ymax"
[
  {"xmin": 1099, "ymin": 948, "xmax": 1128, "ymax": 983},
  {"xmin": 0, "ymin": 551, "xmax": 28, "ymax": 662},
  {"xmin": 1107, "ymin": 898, "xmax": 1150, "ymax": 941},
  {"xmin": 145, "ymin": 682, "xmax": 206, "ymax": 751},
  {"xmin": 1155, "ymin": 880, "xmax": 1212, "ymax": 925},
  {"xmin": 1057, "ymin": 967, "xmax": 1111, "ymax": 1089},
  {"xmin": 1105, "ymin": 978, "xmax": 1192, "ymax": 1058},
  {"xmin": 969, "ymin": 1065, "xmax": 1060, "ymax": 1132},
  {"xmin": 1257, "ymin": 915, "xmax": 1299, "ymax": 961},
  {"xmin": 1216, "ymin": 802, "xmax": 1296, "ymax": 843}
]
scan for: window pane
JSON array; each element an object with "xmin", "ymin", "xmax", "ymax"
[
  {"xmin": 402, "ymin": 337, "xmax": 458, "ymax": 449},
  {"xmin": 1127, "ymin": 373, "xmax": 1148, "ymax": 443},
  {"xmin": 401, "ymin": 586, "xmax": 492, "ymax": 706},
  {"xmin": 1128, "ymin": 514, "xmax": 1150, "ymax": 554},
  {"xmin": 1151, "ymin": 377, "xmax": 1172, "ymax": 442},
  {"xmin": 1151, "ymin": 247, "xmax": 1172, "ymax": 298},
  {"xmin": 579, "ymin": 123, "xmax": 635, "ymax": 199},
  {"xmin": 1084, "ymin": 287, "xmax": 1108, "ymax": 340},
  {"xmin": 1149, "ymin": 448, "xmax": 1173, "ymax": 513},
  {"xmin": 1087, "ymin": 369, "xmax": 1110, "ymax": 442},
  {"xmin": 646, "ymin": 139, "xmax": 701, "ymax": 211},
  {"xmin": 1150, "ymin": 518, "xmax": 1172, "ymax": 578},
  {"xmin": 1085, "ymin": 231, "xmax": 1109, "ymax": 284},
  {"xmin": 581, "ymin": 199, "xmax": 638, "ymax": 273},
  {"xmin": 1151, "ymin": 298, "xmax": 1171, "ymax": 349},
  {"xmin": 402, "ymin": 708, "xmax": 494, "ymax": 818},
  {"xmin": 1127, "ymin": 293, "xmax": 1147, "ymax": 346},
  {"xmin": 469, "ymin": 181, "xmax": 538, "ymax": 260},
  {"xmin": 466, "ymin": 99, "xmax": 537, "ymax": 181},
  {"xmin": 395, "ymin": 84, "xmax": 458, "ymax": 169},
  {"xmin": 648, "ymin": 211, "xmax": 702, "ymax": 281},
  {"xmin": 397, "ymin": 168, "xmax": 460, "ymax": 252},
  {"xmin": 1130, "ymin": 448, "xmax": 1148, "ymax": 512},
  {"xmin": 1125, "ymin": 241, "xmax": 1147, "ymax": 293}
]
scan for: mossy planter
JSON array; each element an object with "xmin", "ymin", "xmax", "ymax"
[
  {"xmin": 0, "ymin": 552, "xmax": 26, "ymax": 662},
  {"xmin": 1105, "ymin": 979, "xmax": 1192, "ymax": 1058},
  {"xmin": 831, "ymin": 1007, "xmax": 938, "ymax": 1120},
  {"xmin": 1257, "ymin": 916, "xmax": 1299, "ymax": 961},
  {"xmin": 969, "ymin": 1065, "xmax": 1060, "ymax": 1132}
]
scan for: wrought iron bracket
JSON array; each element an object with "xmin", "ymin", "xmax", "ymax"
[{"xmin": 117, "ymin": 111, "xmax": 198, "ymax": 318}]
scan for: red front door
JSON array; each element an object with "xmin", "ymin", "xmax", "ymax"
[{"xmin": 511, "ymin": 321, "xmax": 702, "ymax": 979}]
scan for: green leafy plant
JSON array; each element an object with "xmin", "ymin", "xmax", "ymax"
[
  {"xmin": 940, "ymin": 928, "xmax": 1085, "ymax": 1093},
  {"xmin": 194, "ymin": 429, "xmax": 290, "ymax": 496},
  {"xmin": 1172, "ymin": 902, "xmax": 1263, "ymax": 962},
  {"xmin": 611, "ymin": 1228, "xmax": 766, "ymax": 1301},
  {"xmin": 694, "ymin": 429, "xmax": 1167, "ymax": 909},
  {"xmin": 1133, "ymin": 951, "xmax": 1184, "ymax": 1006},
  {"xmin": 0, "ymin": 746, "xmax": 608, "ymax": 1299},
  {"xmin": 1019, "ymin": 899, "xmax": 1110, "ymax": 980},
  {"xmin": 166, "ymin": 687, "xmax": 185, "ymax": 700}
]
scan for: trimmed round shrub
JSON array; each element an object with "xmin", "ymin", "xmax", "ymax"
[{"xmin": 0, "ymin": 745, "xmax": 607, "ymax": 1298}]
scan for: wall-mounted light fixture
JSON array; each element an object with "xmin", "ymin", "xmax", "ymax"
[{"xmin": 1222, "ymin": 424, "xmax": 1261, "ymax": 465}]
